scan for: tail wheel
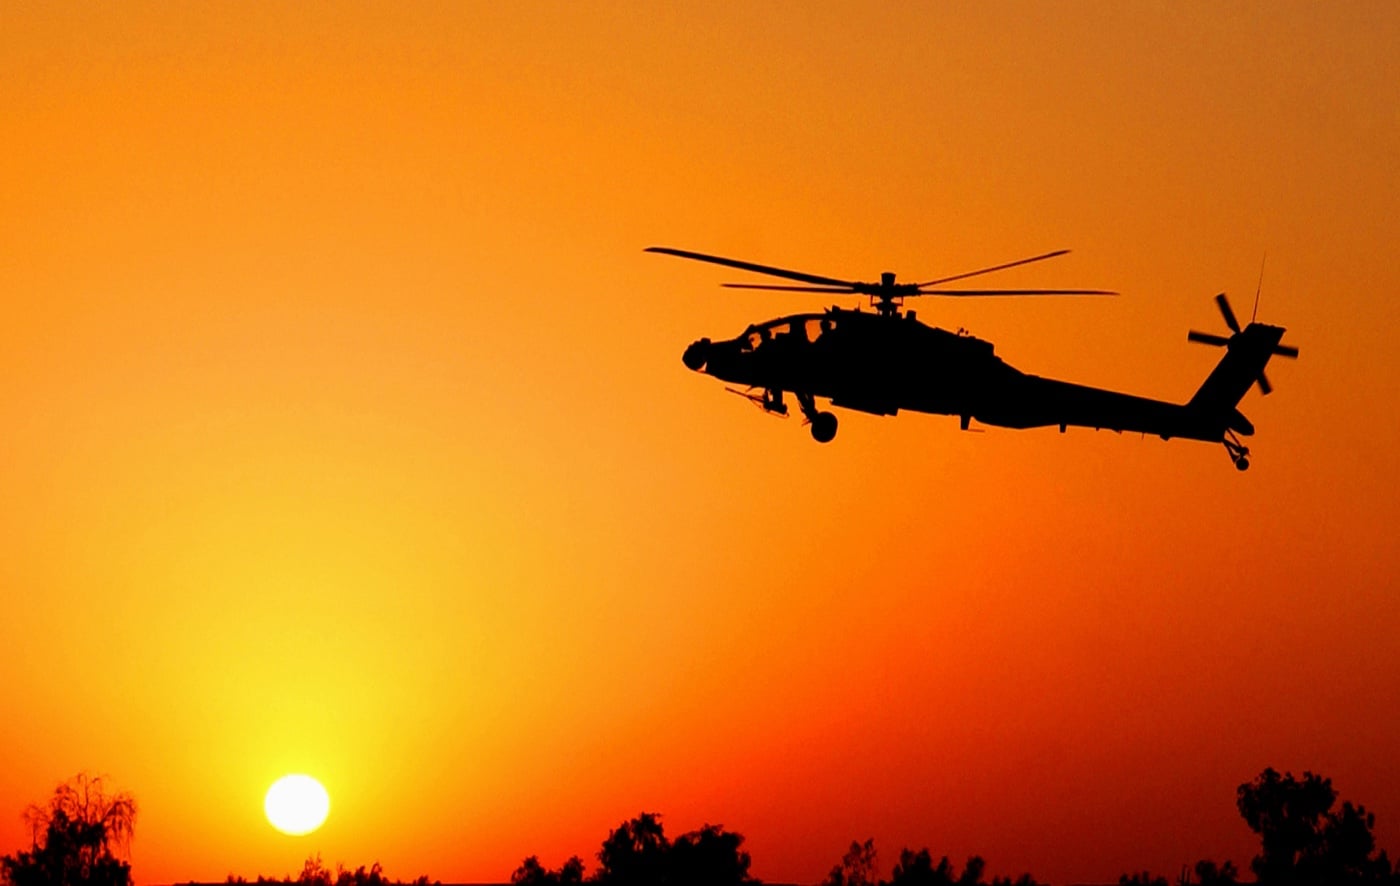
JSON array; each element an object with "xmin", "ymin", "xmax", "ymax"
[{"xmin": 810, "ymin": 411, "xmax": 837, "ymax": 443}]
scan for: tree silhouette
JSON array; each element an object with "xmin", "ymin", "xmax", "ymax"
[
  {"xmin": 888, "ymin": 848, "xmax": 938, "ymax": 885},
  {"xmin": 296, "ymin": 856, "xmax": 333, "ymax": 886},
  {"xmin": 1237, "ymin": 767, "xmax": 1397, "ymax": 885},
  {"xmin": 669, "ymin": 824, "xmax": 754, "ymax": 886},
  {"xmin": 888, "ymin": 849, "xmax": 979, "ymax": 885},
  {"xmin": 587, "ymin": 813, "xmax": 754, "ymax": 886},
  {"xmin": 1, "ymin": 774, "xmax": 136, "ymax": 886},
  {"xmin": 595, "ymin": 813, "xmax": 670, "ymax": 886},
  {"xmin": 822, "ymin": 840, "xmax": 878, "ymax": 886}
]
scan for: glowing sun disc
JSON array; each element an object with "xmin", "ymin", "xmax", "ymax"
[{"xmin": 264, "ymin": 775, "xmax": 330, "ymax": 835}]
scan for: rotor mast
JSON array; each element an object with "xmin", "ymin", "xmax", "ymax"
[{"xmin": 870, "ymin": 272, "xmax": 910, "ymax": 316}]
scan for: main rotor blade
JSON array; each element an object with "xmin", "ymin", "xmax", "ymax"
[
  {"xmin": 916, "ymin": 249, "xmax": 1071, "ymax": 287},
  {"xmin": 1188, "ymin": 330, "xmax": 1232, "ymax": 347},
  {"xmin": 720, "ymin": 283, "xmax": 859, "ymax": 293},
  {"xmin": 1215, "ymin": 293, "xmax": 1241, "ymax": 334},
  {"xmin": 1256, "ymin": 372, "xmax": 1273, "ymax": 395},
  {"xmin": 646, "ymin": 246, "xmax": 856, "ymax": 288},
  {"xmin": 1273, "ymin": 343, "xmax": 1300, "ymax": 359},
  {"xmin": 913, "ymin": 288, "xmax": 1117, "ymax": 296}
]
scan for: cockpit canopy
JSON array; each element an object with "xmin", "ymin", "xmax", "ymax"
[{"xmin": 738, "ymin": 314, "xmax": 837, "ymax": 352}]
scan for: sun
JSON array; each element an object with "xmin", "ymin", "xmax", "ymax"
[{"xmin": 264, "ymin": 774, "xmax": 330, "ymax": 836}]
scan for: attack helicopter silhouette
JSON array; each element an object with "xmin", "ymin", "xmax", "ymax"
[{"xmin": 649, "ymin": 246, "xmax": 1298, "ymax": 470}]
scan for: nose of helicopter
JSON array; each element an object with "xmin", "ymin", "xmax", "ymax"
[{"xmin": 682, "ymin": 338, "xmax": 711, "ymax": 372}]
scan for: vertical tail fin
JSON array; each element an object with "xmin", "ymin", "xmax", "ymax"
[{"xmin": 1188, "ymin": 322, "xmax": 1288, "ymax": 414}]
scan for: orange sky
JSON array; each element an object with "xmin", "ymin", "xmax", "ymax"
[{"xmin": 2, "ymin": 3, "xmax": 1398, "ymax": 884}]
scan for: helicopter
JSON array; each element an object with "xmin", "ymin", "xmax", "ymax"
[{"xmin": 649, "ymin": 246, "xmax": 1298, "ymax": 470}]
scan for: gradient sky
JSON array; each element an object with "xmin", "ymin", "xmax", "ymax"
[{"xmin": 3, "ymin": 3, "xmax": 1398, "ymax": 884}]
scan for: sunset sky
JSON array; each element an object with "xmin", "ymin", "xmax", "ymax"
[{"xmin": 3, "ymin": 3, "xmax": 1398, "ymax": 884}]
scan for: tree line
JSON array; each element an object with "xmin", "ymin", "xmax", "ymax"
[
  {"xmin": 511, "ymin": 767, "xmax": 1400, "ymax": 886},
  {"xmin": 221, "ymin": 855, "xmax": 439, "ymax": 886},
  {"xmin": 3, "ymin": 769, "xmax": 1398, "ymax": 886}
]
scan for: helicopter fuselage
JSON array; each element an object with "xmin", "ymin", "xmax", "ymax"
[{"xmin": 682, "ymin": 306, "xmax": 1278, "ymax": 449}]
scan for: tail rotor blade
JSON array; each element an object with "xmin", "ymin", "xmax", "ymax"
[
  {"xmin": 1215, "ymin": 293, "xmax": 1242, "ymax": 333},
  {"xmin": 1256, "ymin": 372, "xmax": 1273, "ymax": 396},
  {"xmin": 1188, "ymin": 330, "xmax": 1231, "ymax": 347}
]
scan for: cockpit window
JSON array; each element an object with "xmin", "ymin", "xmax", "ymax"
[
  {"xmin": 739, "ymin": 315, "xmax": 832, "ymax": 351},
  {"xmin": 742, "ymin": 325, "xmax": 769, "ymax": 352}
]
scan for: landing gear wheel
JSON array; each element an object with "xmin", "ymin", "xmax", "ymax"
[
  {"xmin": 810, "ymin": 411, "xmax": 837, "ymax": 443},
  {"xmin": 1223, "ymin": 431, "xmax": 1251, "ymax": 471}
]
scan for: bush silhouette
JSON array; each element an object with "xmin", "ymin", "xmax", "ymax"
[
  {"xmin": 0, "ymin": 774, "xmax": 136, "ymax": 886},
  {"xmin": 220, "ymin": 856, "xmax": 437, "ymax": 886},
  {"xmin": 509, "ymin": 813, "xmax": 754, "ymax": 885},
  {"xmin": 1190, "ymin": 859, "xmax": 1239, "ymax": 885},
  {"xmin": 596, "ymin": 813, "xmax": 755, "ymax": 886},
  {"xmin": 821, "ymin": 842, "xmax": 1043, "ymax": 886},
  {"xmin": 510, "ymin": 855, "xmax": 585, "ymax": 885},
  {"xmin": 1117, "ymin": 874, "xmax": 1168, "ymax": 886}
]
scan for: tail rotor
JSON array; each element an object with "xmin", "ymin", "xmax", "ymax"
[{"xmin": 1187, "ymin": 292, "xmax": 1298, "ymax": 396}]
